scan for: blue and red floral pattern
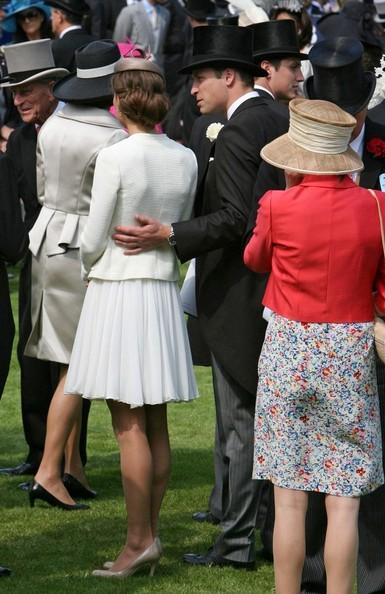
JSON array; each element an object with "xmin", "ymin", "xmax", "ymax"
[{"xmin": 253, "ymin": 314, "xmax": 384, "ymax": 496}]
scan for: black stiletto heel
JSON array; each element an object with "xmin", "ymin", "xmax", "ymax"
[{"xmin": 28, "ymin": 481, "xmax": 90, "ymax": 510}]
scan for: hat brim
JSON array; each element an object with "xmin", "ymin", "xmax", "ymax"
[
  {"xmin": 261, "ymin": 132, "xmax": 364, "ymax": 175},
  {"xmin": 180, "ymin": 55, "xmax": 267, "ymax": 76},
  {"xmin": 304, "ymin": 71, "xmax": 376, "ymax": 115},
  {"xmin": 53, "ymin": 72, "xmax": 113, "ymax": 102},
  {"xmin": 1, "ymin": 3, "xmax": 52, "ymax": 33},
  {"xmin": 0, "ymin": 68, "xmax": 69, "ymax": 88},
  {"xmin": 252, "ymin": 49, "xmax": 309, "ymax": 61}
]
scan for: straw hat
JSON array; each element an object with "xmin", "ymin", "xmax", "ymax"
[{"xmin": 260, "ymin": 97, "xmax": 364, "ymax": 175}]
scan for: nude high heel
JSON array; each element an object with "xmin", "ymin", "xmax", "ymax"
[
  {"xmin": 102, "ymin": 537, "xmax": 162, "ymax": 570},
  {"xmin": 92, "ymin": 540, "xmax": 161, "ymax": 578}
]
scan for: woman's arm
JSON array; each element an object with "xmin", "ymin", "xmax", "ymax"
[
  {"xmin": 243, "ymin": 191, "xmax": 273, "ymax": 273},
  {"xmin": 80, "ymin": 149, "xmax": 120, "ymax": 277}
]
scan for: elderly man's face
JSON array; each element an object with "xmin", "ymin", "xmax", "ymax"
[{"xmin": 12, "ymin": 81, "xmax": 56, "ymax": 125}]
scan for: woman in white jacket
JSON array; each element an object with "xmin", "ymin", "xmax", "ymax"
[{"xmin": 65, "ymin": 57, "xmax": 198, "ymax": 577}]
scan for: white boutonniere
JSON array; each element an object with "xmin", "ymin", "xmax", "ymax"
[{"xmin": 206, "ymin": 122, "xmax": 224, "ymax": 142}]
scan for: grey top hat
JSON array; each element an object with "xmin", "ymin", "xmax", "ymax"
[{"xmin": 0, "ymin": 39, "xmax": 69, "ymax": 88}]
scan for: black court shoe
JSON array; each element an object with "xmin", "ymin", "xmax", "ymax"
[
  {"xmin": 28, "ymin": 481, "xmax": 90, "ymax": 510},
  {"xmin": 62, "ymin": 473, "xmax": 97, "ymax": 499}
]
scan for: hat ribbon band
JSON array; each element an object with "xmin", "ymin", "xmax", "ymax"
[
  {"xmin": 288, "ymin": 110, "xmax": 355, "ymax": 155},
  {"xmin": 77, "ymin": 60, "xmax": 120, "ymax": 79}
]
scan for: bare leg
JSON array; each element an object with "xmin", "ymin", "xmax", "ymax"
[
  {"xmin": 34, "ymin": 366, "xmax": 83, "ymax": 505},
  {"xmin": 107, "ymin": 401, "xmax": 154, "ymax": 572},
  {"xmin": 63, "ymin": 409, "xmax": 90, "ymax": 488},
  {"xmin": 273, "ymin": 485, "xmax": 308, "ymax": 594},
  {"xmin": 146, "ymin": 404, "xmax": 171, "ymax": 536},
  {"xmin": 107, "ymin": 402, "xmax": 170, "ymax": 570},
  {"xmin": 324, "ymin": 494, "xmax": 360, "ymax": 594}
]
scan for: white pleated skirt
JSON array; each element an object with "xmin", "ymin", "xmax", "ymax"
[{"xmin": 65, "ymin": 278, "xmax": 198, "ymax": 407}]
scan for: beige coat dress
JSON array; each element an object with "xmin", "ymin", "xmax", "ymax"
[{"xmin": 25, "ymin": 104, "xmax": 127, "ymax": 364}]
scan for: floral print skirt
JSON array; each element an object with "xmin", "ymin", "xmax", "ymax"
[{"xmin": 253, "ymin": 313, "xmax": 384, "ymax": 496}]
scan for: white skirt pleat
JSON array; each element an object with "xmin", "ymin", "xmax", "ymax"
[{"xmin": 65, "ymin": 279, "xmax": 199, "ymax": 407}]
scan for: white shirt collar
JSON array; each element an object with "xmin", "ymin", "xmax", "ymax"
[
  {"xmin": 227, "ymin": 91, "xmax": 259, "ymax": 120},
  {"xmin": 60, "ymin": 25, "xmax": 82, "ymax": 39},
  {"xmin": 349, "ymin": 123, "xmax": 365, "ymax": 158},
  {"xmin": 254, "ymin": 84, "xmax": 275, "ymax": 99}
]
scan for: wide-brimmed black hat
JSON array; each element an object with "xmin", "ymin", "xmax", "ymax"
[
  {"xmin": 53, "ymin": 40, "xmax": 120, "ymax": 102},
  {"xmin": 250, "ymin": 20, "xmax": 308, "ymax": 61},
  {"xmin": 180, "ymin": 25, "xmax": 267, "ymax": 76},
  {"xmin": 304, "ymin": 37, "xmax": 376, "ymax": 115},
  {"xmin": 45, "ymin": 0, "xmax": 89, "ymax": 16},
  {"xmin": 183, "ymin": 0, "xmax": 216, "ymax": 20}
]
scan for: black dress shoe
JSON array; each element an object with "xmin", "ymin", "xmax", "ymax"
[
  {"xmin": 0, "ymin": 462, "xmax": 37, "ymax": 476},
  {"xmin": 62, "ymin": 473, "xmax": 97, "ymax": 499},
  {"xmin": 29, "ymin": 481, "xmax": 90, "ymax": 510},
  {"xmin": 0, "ymin": 566, "xmax": 11, "ymax": 577},
  {"xmin": 183, "ymin": 551, "xmax": 254, "ymax": 570},
  {"xmin": 192, "ymin": 511, "xmax": 220, "ymax": 525}
]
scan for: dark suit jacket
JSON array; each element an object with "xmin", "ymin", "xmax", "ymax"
[
  {"xmin": 173, "ymin": 96, "xmax": 288, "ymax": 395},
  {"xmin": 103, "ymin": 0, "xmax": 126, "ymax": 37},
  {"xmin": 6, "ymin": 124, "xmax": 39, "ymax": 232},
  {"xmin": 51, "ymin": 28, "xmax": 96, "ymax": 72},
  {"xmin": 0, "ymin": 154, "xmax": 28, "ymax": 398}
]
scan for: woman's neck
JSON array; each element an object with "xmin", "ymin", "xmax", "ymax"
[{"xmin": 123, "ymin": 119, "xmax": 154, "ymax": 135}]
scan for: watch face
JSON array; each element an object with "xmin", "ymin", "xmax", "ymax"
[{"xmin": 169, "ymin": 235, "xmax": 177, "ymax": 247}]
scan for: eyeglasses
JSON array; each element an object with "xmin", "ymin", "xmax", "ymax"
[{"xmin": 17, "ymin": 9, "xmax": 41, "ymax": 21}]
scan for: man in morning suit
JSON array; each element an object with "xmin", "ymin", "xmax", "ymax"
[
  {"xmin": 111, "ymin": 25, "xmax": 289, "ymax": 568},
  {"xmin": 0, "ymin": 154, "xmax": 28, "ymax": 578},
  {"xmin": 0, "ymin": 39, "xmax": 88, "ymax": 479},
  {"xmin": 189, "ymin": 20, "xmax": 307, "ymax": 542},
  {"xmin": 46, "ymin": 0, "xmax": 95, "ymax": 72}
]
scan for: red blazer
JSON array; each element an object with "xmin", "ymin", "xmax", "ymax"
[{"xmin": 244, "ymin": 175, "xmax": 385, "ymax": 323}]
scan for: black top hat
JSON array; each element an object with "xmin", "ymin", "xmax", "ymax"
[
  {"xmin": 180, "ymin": 25, "xmax": 267, "ymax": 76},
  {"xmin": 250, "ymin": 20, "xmax": 308, "ymax": 61},
  {"xmin": 183, "ymin": 0, "xmax": 216, "ymax": 21},
  {"xmin": 45, "ymin": 0, "xmax": 89, "ymax": 16},
  {"xmin": 53, "ymin": 40, "xmax": 121, "ymax": 103},
  {"xmin": 304, "ymin": 37, "xmax": 376, "ymax": 115}
]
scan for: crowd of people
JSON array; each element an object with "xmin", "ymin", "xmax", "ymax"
[{"xmin": 0, "ymin": 0, "xmax": 385, "ymax": 592}]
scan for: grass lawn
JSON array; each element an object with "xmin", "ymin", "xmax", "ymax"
[{"xmin": 0, "ymin": 267, "xmax": 275, "ymax": 594}]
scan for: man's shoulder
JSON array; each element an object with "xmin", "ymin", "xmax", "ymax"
[{"xmin": 8, "ymin": 123, "xmax": 36, "ymax": 148}]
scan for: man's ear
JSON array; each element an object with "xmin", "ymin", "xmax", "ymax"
[
  {"xmin": 260, "ymin": 60, "xmax": 272, "ymax": 78},
  {"xmin": 223, "ymin": 68, "xmax": 237, "ymax": 87}
]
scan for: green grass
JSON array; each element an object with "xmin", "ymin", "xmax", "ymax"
[{"xmin": 0, "ymin": 267, "xmax": 275, "ymax": 593}]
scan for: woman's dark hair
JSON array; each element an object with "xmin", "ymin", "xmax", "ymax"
[
  {"xmin": 270, "ymin": 8, "xmax": 312, "ymax": 49},
  {"xmin": 112, "ymin": 70, "xmax": 170, "ymax": 129},
  {"xmin": 13, "ymin": 7, "xmax": 52, "ymax": 42}
]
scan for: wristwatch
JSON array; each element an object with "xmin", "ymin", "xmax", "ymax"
[{"xmin": 167, "ymin": 226, "xmax": 177, "ymax": 248}]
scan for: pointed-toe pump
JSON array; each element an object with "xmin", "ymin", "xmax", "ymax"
[
  {"xmin": 93, "ymin": 541, "xmax": 161, "ymax": 578},
  {"xmin": 62, "ymin": 473, "xmax": 97, "ymax": 499},
  {"xmin": 28, "ymin": 481, "xmax": 90, "ymax": 510},
  {"xmin": 102, "ymin": 537, "xmax": 163, "ymax": 569}
]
